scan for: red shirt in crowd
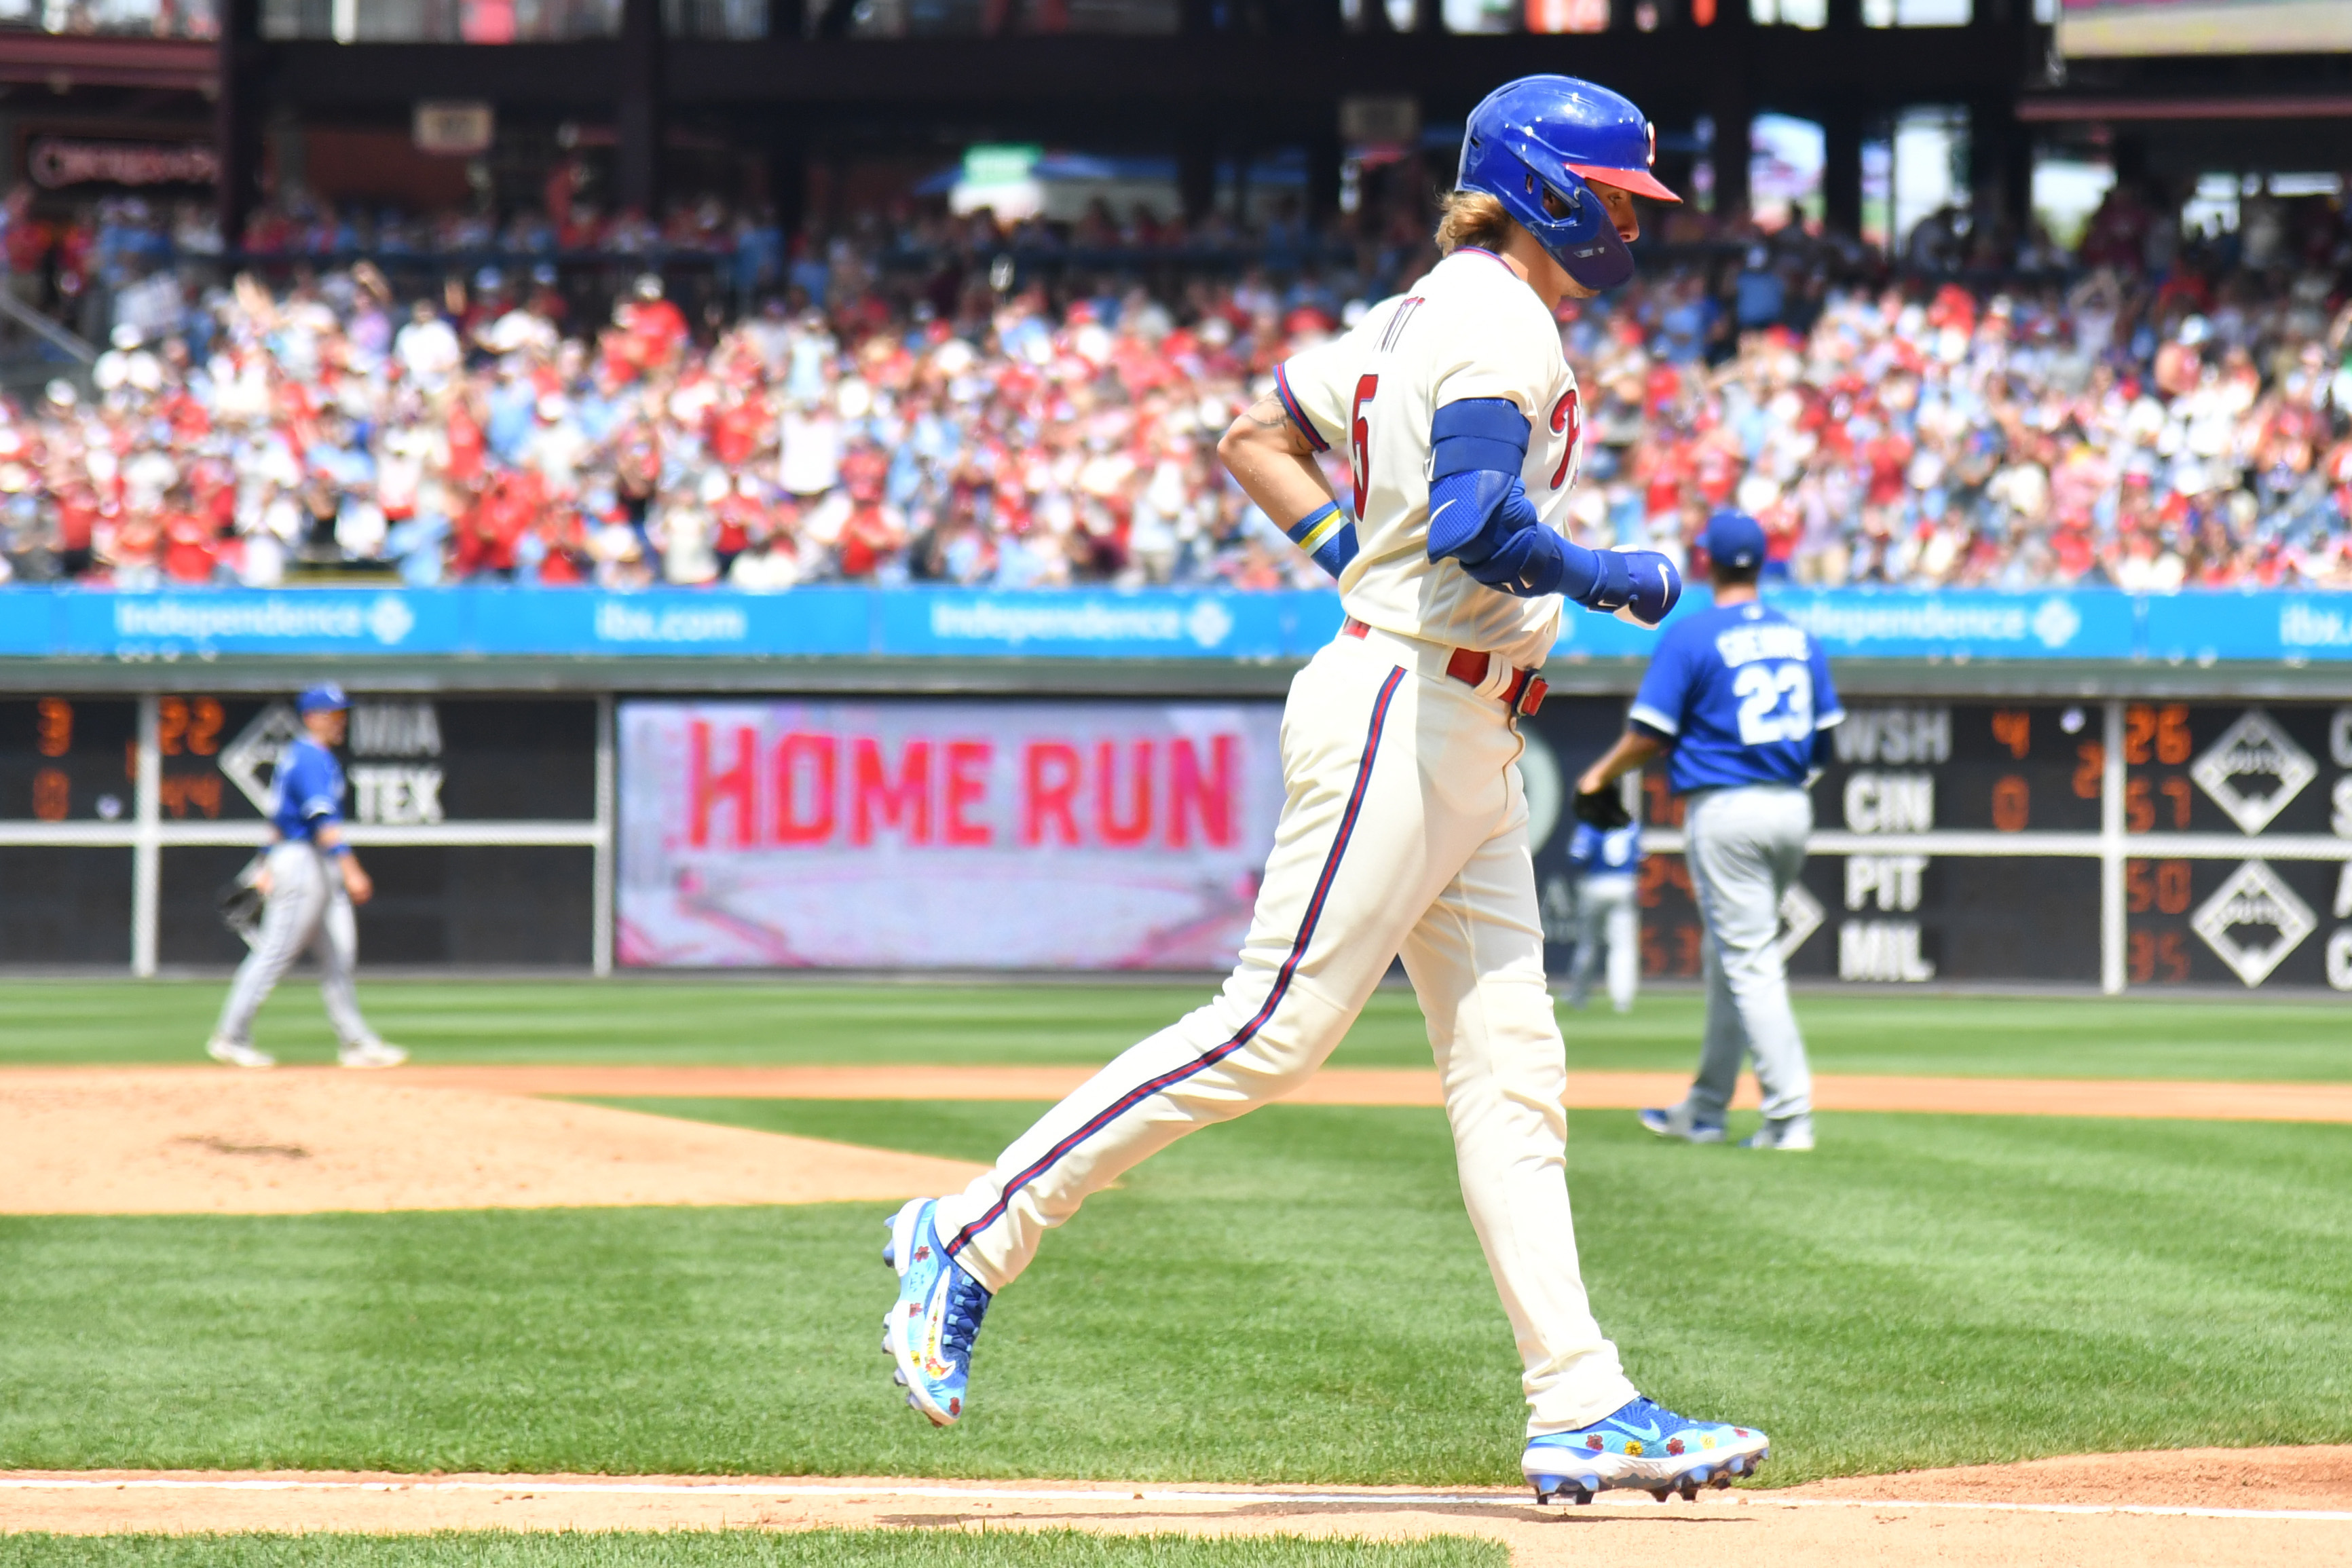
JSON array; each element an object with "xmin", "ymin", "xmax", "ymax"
[{"xmin": 161, "ymin": 510, "xmax": 217, "ymax": 584}]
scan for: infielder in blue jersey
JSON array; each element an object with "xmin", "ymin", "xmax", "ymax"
[
  {"xmin": 1565, "ymin": 816, "xmax": 1641, "ymax": 1014},
  {"xmin": 1573, "ymin": 510, "xmax": 1840, "ymax": 1150},
  {"xmin": 207, "ymin": 683, "xmax": 405, "ymax": 1070},
  {"xmin": 880, "ymin": 75, "xmax": 1776, "ymax": 1508}
]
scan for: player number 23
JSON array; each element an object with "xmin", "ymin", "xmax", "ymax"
[{"xmin": 1733, "ymin": 662, "xmax": 1813, "ymax": 745}]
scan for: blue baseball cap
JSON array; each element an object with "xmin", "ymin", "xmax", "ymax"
[
  {"xmin": 296, "ymin": 683, "xmax": 350, "ymax": 714},
  {"xmin": 1700, "ymin": 508, "xmax": 1766, "ymax": 572}
]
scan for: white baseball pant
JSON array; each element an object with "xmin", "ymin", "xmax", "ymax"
[
  {"xmin": 935, "ymin": 627, "xmax": 1641, "ymax": 1434},
  {"xmin": 1681, "ymin": 783, "xmax": 1814, "ymax": 1124},
  {"xmin": 1567, "ymin": 872, "xmax": 1639, "ymax": 1014},
  {"xmin": 214, "ymin": 841, "xmax": 378, "ymax": 1050}
]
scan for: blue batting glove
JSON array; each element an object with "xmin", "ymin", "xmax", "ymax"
[{"xmin": 1584, "ymin": 549, "xmax": 1682, "ymax": 627}]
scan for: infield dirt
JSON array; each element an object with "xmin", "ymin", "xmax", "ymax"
[
  {"xmin": 0, "ymin": 1068, "xmax": 986, "ymax": 1214},
  {"xmin": 3, "ymin": 1451, "xmax": 2349, "ymax": 1566},
  {"xmin": 6, "ymin": 1061, "xmax": 2346, "ymax": 1214}
]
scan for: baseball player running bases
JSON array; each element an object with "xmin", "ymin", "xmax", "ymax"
[
  {"xmin": 882, "ymin": 76, "xmax": 1772, "ymax": 1503},
  {"xmin": 206, "ymin": 683, "xmax": 406, "ymax": 1070},
  {"xmin": 1574, "ymin": 508, "xmax": 1841, "ymax": 1151}
]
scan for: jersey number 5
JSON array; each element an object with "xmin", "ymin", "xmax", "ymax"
[
  {"xmin": 1733, "ymin": 662, "xmax": 1814, "ymax": 745},
  {"xmin": 1349, "ymin": 374, "xmax": 1377, "ymax": 521}
]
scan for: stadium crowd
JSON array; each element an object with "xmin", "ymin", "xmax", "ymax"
[{"xmin": 3, "ymin": 182, "xmax": 2352, "ymax": 592}]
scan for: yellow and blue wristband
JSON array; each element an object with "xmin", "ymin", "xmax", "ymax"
[{"xmin": 1284, "ymin": 501, "xmax": 1358, "ymax": 580}]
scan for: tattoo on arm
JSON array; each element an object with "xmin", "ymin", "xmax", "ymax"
[
  {"xmin": 1244, "ymin": 394, "xmax": 1290, "ymax": 430},
  {"xmin": 1235, "ymin": 393, "xmax": 1315, "ymax": 459}
]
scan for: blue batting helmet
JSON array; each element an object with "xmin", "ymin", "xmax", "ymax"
[
  {"xmin": 1457, "ymin": 76, "xmax": 1680, "ymax": 293},
  {"xmin": 296, "ymin": 682, "xmax": 349, "ymax": 714}
]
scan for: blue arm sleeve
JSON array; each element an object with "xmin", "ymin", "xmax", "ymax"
[
  {"xmin": 1426, "ymin": 468, "xmax": 1522, "ymax": 563},
  {"xmin": 1430, "ymin": 398, "xmax": 1530, "ymax": 479},
  {"xmin": 1423, "ymin": 398, "xmax": 1623, "ymax": 603},
  {"xmin": 1426, "ymin": 400, "xmax": 1531, "ymax": 563}
]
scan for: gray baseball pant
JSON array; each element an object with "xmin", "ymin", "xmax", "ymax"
[
  {"xmin": 1681, "ymin": 783, "xmax": 1813, "ymax": 1123},
  {"xmin": 214, "ymin": 842, "xmax": 377, "ymax": 1049},
  {"xmin": 1567, "ymin": 872, "xmax": 1639, "ymax": 1013}
]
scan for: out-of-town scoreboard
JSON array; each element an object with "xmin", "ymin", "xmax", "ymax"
[
  {"xmin": 0, "ymin": 694, "xmax": 601, "ymax": 969},
  {"xmin": 1527, "ymin": 700, "xmax": 2352, "ymax": 992}
]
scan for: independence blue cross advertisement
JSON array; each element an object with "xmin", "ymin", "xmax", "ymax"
[{"xmin": 0, "ymin": 586, "xmax": 2345, "ymax": 663}]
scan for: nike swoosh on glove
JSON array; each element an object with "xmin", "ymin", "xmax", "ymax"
[{"xmin": 1582, "ymin": 549, "xmax": 1683, "ymax": 627}]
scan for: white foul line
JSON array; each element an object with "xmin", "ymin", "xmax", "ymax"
[{"xmin": 0, "ymin": 1476, "xmax": 2347, "ymax": 1523}]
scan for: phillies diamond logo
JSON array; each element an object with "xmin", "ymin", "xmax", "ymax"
[
  {"xmin": 2190, "ymin": 711, "xmax": 2315, "ymax": 835},
  {"xmin": 1776, "ymin": 882, "xmax": 1825, "ymax": 963},
  {"xmin": 219, "ymin": 701, "xmax": 302, "ymax": 816},
  {"xmin": 2188, "ymin": 861, "xmax": 2315, "ymax": 987}
]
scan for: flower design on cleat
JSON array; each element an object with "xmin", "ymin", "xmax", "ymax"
[
  {"xmin": 1523, "ymin": 1398, "xmax": 1771, "ymax": 1499},
  {"xmin": 881, "ymin": 1197, "xmax": 992, "ymax": 1428}
]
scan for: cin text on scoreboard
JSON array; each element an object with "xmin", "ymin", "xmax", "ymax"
[{"xmin": 1526, "ymin": 698, "xmax": 2352, "ymax": 992}]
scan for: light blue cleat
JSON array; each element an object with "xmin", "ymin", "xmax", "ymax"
[
  {"xmin": 880, "ymin": 1197, "xmax": 992, "ymax": 1427},
  {"xmin": 1637, "ymin": 1105, "xmax": 1725, "ymax": 1144},
  {"xmin": 1523, "ymin": 1396, "xmax": 1771, "ymax": 1505}
]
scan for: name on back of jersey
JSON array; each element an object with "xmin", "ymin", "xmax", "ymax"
[{"xmin": 1713, "ymin": 622, "xmax": 1811, "ymax": 668}]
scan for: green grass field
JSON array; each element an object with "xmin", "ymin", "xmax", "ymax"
[
  {"xmin": 2, "ymin": 977, "xmax": 2348, "ymax": 1501},
  {"xmin": 3, "ymin": 1100, "xmax": 2347, "ymax": 1484},
  {"xmin": 0, "ymin": 1535, "xmax": 1503, "ymax": 1568},
  {"xmin": 6, "ymin": 975, "xmax": 2351, "ymax": 1081}
]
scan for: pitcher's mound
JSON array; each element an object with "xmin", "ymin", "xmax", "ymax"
[{"xmin": 0, "ymin": 1068, "xmax": 985, "ymax": 1215}]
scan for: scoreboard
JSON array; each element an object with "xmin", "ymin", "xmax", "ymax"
[
  {"xmin": 155, "ymin": 694, "xmax": 601, "ymax": 967},
  {"xmin": 0, "ymin": 698, "xmax": 139, "ymax": 961},
  {"xmin": 4, "ymin": 682, "xmax": 2347, "ymax": 990},
  {"xmin": 0, "ymin": 694, "xmax": 602, "ymax": 969},
  {"xmin": 1526, "ymin": 698, "xmax": 2352, "ymax": 993},
  {"xmin": 145, "ymin": 695, "xmax": 601, "ymax": 826},
  {"xmin": 2116, "ymin": 703, "xmax": 2351, "ymax": 990},
  {"xmin": 0, "ymin": 697, "xmax": 140, "ymax": 823}
]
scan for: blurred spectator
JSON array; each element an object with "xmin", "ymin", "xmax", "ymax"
[{"xmin": 0, "ymin": 174, "xmax": 2349, "ymax": 592}]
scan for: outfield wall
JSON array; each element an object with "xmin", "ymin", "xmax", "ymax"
[{"xmin": 3, "ymin": 586, "xmax": 2349, "ymax": 993}]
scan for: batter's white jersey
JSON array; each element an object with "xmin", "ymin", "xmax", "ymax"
[{"xmin": 1275, "ymin": 246, "xmax": 1584, "ymax": 671}]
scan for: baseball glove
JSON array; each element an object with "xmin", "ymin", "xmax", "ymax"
[
  {"xmin": 1571, "ymin": 784, "xmax": 1633, "ymax": 832},
  {"xmin": 216, "ymin": 857, "xmax": 266, "ymax": 943}
]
